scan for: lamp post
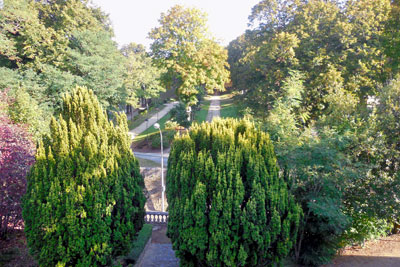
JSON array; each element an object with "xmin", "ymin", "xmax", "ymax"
[
  {"xmin": 186, "ymin": 106, "xmax": 191, "ymax": 122},
  {"xmin": 153, "ymin": 123, "xmax": 165, "ymax": 212}
]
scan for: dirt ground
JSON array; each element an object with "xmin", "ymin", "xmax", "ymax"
[
  {"xmin": 325, "ymin": 233, "xmax": 400, "ymax": 267},
  {"xmin": 141, "ymin": 167, "xmax": 168, "ymax": 211}
]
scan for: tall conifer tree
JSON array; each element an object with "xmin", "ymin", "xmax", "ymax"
[
  {"xmin": 22, "ymin": 86, "xmax": 145, "ymax": 266},
  {"xmin": 167, "ymin": 118, "xmax": 301, "ymax": 266}
]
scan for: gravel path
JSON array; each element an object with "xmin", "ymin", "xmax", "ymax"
[
  {"xmin": 206, "ymin": 95, "xmax": 221, "ymax": 122},
  {"xmin": 135, "ymin": 226, "xmax": 179, "ymax": 267}
]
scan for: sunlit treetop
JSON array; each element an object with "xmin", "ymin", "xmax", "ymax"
[{"xmin": 149, "ymin": 5, "xmax": 230, "ymax": 106}]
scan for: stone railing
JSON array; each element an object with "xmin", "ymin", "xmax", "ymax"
[{"xmin": 145, "ymin": 211, "xmax": 169, "ymax": 224}]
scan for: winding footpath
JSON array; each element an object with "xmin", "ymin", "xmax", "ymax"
[{"xmin": 129, "ymin": 101, "xmax": 178, "ymax": 140}]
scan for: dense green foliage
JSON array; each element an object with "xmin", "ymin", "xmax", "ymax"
[
  {"xmin": 170, "ymin": 102, "xmax": 191, "ymax": 128},
  {"xmin": 125, "ymin": 224, "xmax": 153, "ymax": 264},
  {"xmin": 150, "ymin": 129, "xmax": 175, "ymax": 149},
  {"xmin": 121, "ymin": 43, "xmax": 166, "ymax": 107},
  {"xmin": 149, "ymin": 5, "xmax": 230, "ymax": 107},
  {"xmin": 258, "ymin": 74, "xmax": 349, "ymax": 265},
  {"xmin": 228, "ymin": 0, "xmax": 397, "ymax": 119},
  {"xmin": 0, "ymin": 0, "xmax": 166, "ymax": 140},
  {"xmin": 0, "ymin": 0, "xmax": 123, "ymax": 109},
  {"xmin": 383, "ymin": 0, "xmax": 400, "ymax": 75},
  {"xmin": 258, "ymin": 64, "xmax": 400, "ymax": 265},
  {"xmin": 22, "ymin": 87, "xmax": 145, "ymax": 266},
  {"xmin": 257, "ymin": 68, "xmax": 400, "ymax": 264},
  {"xmin": 166, "ymin": 118, "xmax": 301, "ymax": 266},
  {"xmin": 226, "ymin": 1, "xmax": 400, "ymax": 264}
]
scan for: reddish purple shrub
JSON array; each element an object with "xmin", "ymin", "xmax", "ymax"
[{"xmin": 0, "ymin": 89, "xmax": 35, "ymax": 238}]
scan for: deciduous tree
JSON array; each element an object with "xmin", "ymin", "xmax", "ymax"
[
  {"xmin": 121, "ymin": 43, "xmax": 165, "ymax": 108},
  {"xmin": 149, "ymin": 5, "xmax": 230, "ymax": 107}
]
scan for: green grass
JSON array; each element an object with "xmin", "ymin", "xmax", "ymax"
[
  {"xmin": 194, "ymin": 100, "xmax": 211, "ymax": 123},
  {"xmin": 125, "ymin": 224, "xmax": 153, "ymax": 264},
  {"xmin": 217, "ymin": 92, "xmax": 236, "ymax": 100},
  {"xmin": 137, "ymin": 157, "xmax": 161, "ymax": 168},
  {"xmin": 220, "ymin": 98, "xmax": 240, "ymax": 119},
  {"xmin": 133, "ymin": 112, "xmax": 172, "ymax": 144},
  {"xmin": 128, "ymin": 103, "xmax": 165, "ymax": 131}
]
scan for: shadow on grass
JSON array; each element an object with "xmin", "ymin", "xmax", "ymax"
[{"xmin": 220, "ymin": 98, "xmax": 240, "ymax": 119}]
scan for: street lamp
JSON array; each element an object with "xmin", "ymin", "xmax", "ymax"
[
  {"xmin": 153, "ymin": 123, "xmax": 165, "ymax": 212},
  {"xmin": 186, "ymin": 106, "xmax": 191, "ymax": 122}
]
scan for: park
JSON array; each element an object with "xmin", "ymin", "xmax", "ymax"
[{"xmin": 1, "ymin": 0, "xmax": 400, "ymax": 266}]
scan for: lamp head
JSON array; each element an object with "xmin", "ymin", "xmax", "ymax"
[{"xmin": 154, "ymin": 123, "xmax": 160, "ymax": 129}]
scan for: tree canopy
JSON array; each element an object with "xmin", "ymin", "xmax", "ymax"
[
  {"xmin": 0, "ymin": 0, "xmax": 168, "ymax": 139},
  {"xmin": 226, "ymin": 0, "xmax": 400, "ymax": 264},
  {"xmin": 229, "ymin": 0, "xmax": 394, "ymax": 119},
  {"xmin": 0, "ymin": 0, "xmax": 125, "ymax": 113},
  {"xmin": 149, "ymin": 5, "xmax": 230, "ymax": 106},
  {"xmin": 121, "ymin": 43, "xmax": 166, "ymax": 107}
]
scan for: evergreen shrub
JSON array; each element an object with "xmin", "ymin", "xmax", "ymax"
[
  {"xmin": 170, "ymin": 102, "xmax": 191, "ymax": 128},
  {"xmin": 166, "ymin": 118, "xmax": 301, "ymax": 266},
  {"xmin": 22, "ymin": 87, "xmax": 145, "ymax": 266},
  {"xmin": 150, "ymin": 130, "xmax": 175, "ymax": 149}
]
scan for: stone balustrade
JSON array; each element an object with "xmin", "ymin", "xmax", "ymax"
[{"xmin": 145, "ymin": 211, "xmax": 169, "ymax": 224}]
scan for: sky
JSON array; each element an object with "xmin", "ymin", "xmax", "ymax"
[{"xmin": 90, "ymin": 0, "xmax": 260, "ymax": 49}]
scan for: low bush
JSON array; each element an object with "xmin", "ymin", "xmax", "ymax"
[
  {"xmin": 344, "ymin": 212, "xmax": 393, "ymax": 245},
  {"xmin": 150, "ymin": 130, "xmax": 175, "ymax": 149},
  {"xmin": 169, "ymin": 102, "xmax": 190, "ymax": 128},
  {"xmin": 125, "ymin": 224, "xmax": 153, "ymax": 264}
]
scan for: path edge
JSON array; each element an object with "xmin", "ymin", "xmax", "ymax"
[{"xmin": 134, "ymin": 235, "xmax": 153, "ymax": 267}]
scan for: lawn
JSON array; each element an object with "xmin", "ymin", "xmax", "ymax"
[
  {"xmin": 137, "ymin": 157, "xmax": 161, "ymax": 168},
  {"xmin": 128, "ymin": 102, "xmax": 166, "ymax": 131},
  {"xmin": 220, "ymin": 97, "xmax": 240, "ymax": 119},
  {"xmin": 133, "ymin": 112, "xmax": 172, "ymax": 144},
  {"xmin": 194, "ymin": 99, "xmax": 211, "ymax": 123}
]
